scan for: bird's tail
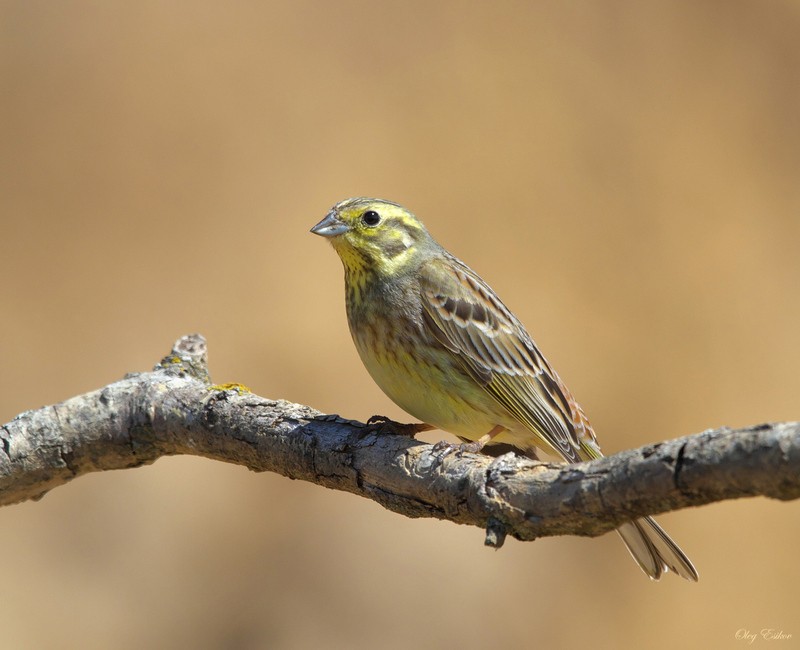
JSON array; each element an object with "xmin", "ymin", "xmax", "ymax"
[
  {"xmin": 617, "ymin": 517, "xmax": 698, "ymax": 581},
  {"xmin": 574, "ymin": 428, "xmax": 697, "ymax": 581}
]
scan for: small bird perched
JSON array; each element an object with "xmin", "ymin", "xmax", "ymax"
[{"xmin": 311, "ymin": 197, "xmax": 698, "ymax": 581}]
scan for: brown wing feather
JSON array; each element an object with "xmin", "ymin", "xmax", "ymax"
[{"xmin": 418, "ymin": 254, "xmax": 596, "ymax": 463}]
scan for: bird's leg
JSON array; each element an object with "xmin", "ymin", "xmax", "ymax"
[
  {"xmin": 432, "ymin": 425, "xmax": 506, "ymax": 459},
  {"xmin": 457, "ymin": 424, "xmax": 506, "ymax": 455},
  {"xmin": 365, "ymin": 415, "xmax": 435, "ymax": 437}
]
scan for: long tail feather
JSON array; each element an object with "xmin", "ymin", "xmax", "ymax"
[{"xmin": 617, "ymin": 517, "xmax": 698, "ymax": 581}]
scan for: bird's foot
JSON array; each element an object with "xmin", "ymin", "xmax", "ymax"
[
  {"xmin": 430, "ymin": 439, "xmax": 484, "ymax": 460},
  {"xmin": 456, "ymin": 440, "xmax": 485, "ymax": 455},
  {"xmin": 431, "ymin": 439, "xmax": 459, "ymax": 461}
]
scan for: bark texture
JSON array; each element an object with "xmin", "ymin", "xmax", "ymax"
[{"xmin": 1, "ymin": 334, "xmax": 798, "ymax": 545}]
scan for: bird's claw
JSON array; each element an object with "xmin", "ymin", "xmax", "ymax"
[
  {"xmin": 431, "ymin": 439, "xmax": 484, "ymax": 462},
  {"xmin": 432, "ymin": 439, "xmax": 456, "ymax": 453},
  {"xmin": 431, "ymin": 440, "xmax": 460, "ymax": 461},
  {"xmin": 457, "ymin": 441, "xmax": 483, "ymax": 455}
]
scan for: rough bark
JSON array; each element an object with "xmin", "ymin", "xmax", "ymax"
[{"xmin": 1, "ymin": 334, "xmax": 798, "ymax": 545}]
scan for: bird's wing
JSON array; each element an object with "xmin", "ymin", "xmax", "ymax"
[{"xmin": 418, "ymin": 255, "xmax": 595, "ymax": 463}]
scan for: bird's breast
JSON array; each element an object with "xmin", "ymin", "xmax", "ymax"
[{"xmin": 346, "ymin": 295, "xmax": 504, "ymax": 437}]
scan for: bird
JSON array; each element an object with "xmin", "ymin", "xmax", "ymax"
[{"xmin": 311, "ymin": 197, "xmax": 698, "ymax": 581}]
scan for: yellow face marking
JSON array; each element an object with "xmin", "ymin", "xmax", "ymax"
[{"xmin": 325, "ymin": 198, "xmax": 429, "ymax": 278}]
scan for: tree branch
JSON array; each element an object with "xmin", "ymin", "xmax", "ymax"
[{"xmin": 2, "ymin": 334, "xmax": 798, "ymax": 545}]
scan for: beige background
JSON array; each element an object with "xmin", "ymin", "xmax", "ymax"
[{"xmin": 2, "ymin": 2, "xmax": 799, "ymax": 648}]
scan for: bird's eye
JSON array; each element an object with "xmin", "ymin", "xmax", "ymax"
[{"xmin": 362, "ymin": 210, "xmax": 381, "ymax": 226}]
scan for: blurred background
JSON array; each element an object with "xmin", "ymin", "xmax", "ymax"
[{"xmin": 2, "ymin": 1, "xmax": 799, "ymax": 648}]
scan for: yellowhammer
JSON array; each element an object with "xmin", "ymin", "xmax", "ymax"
[{"xmin": 311, "ymin": 197, "xmax": 698, "ymax": 581}]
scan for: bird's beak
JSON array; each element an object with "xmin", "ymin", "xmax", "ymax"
[{"xmin": 310, "ymin": 212, "xmax": 350, "ymax": 237}]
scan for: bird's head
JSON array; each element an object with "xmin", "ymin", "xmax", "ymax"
[{"xmin": 311, "ymin": 198, "xmax": 435, "ymax": 276}]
